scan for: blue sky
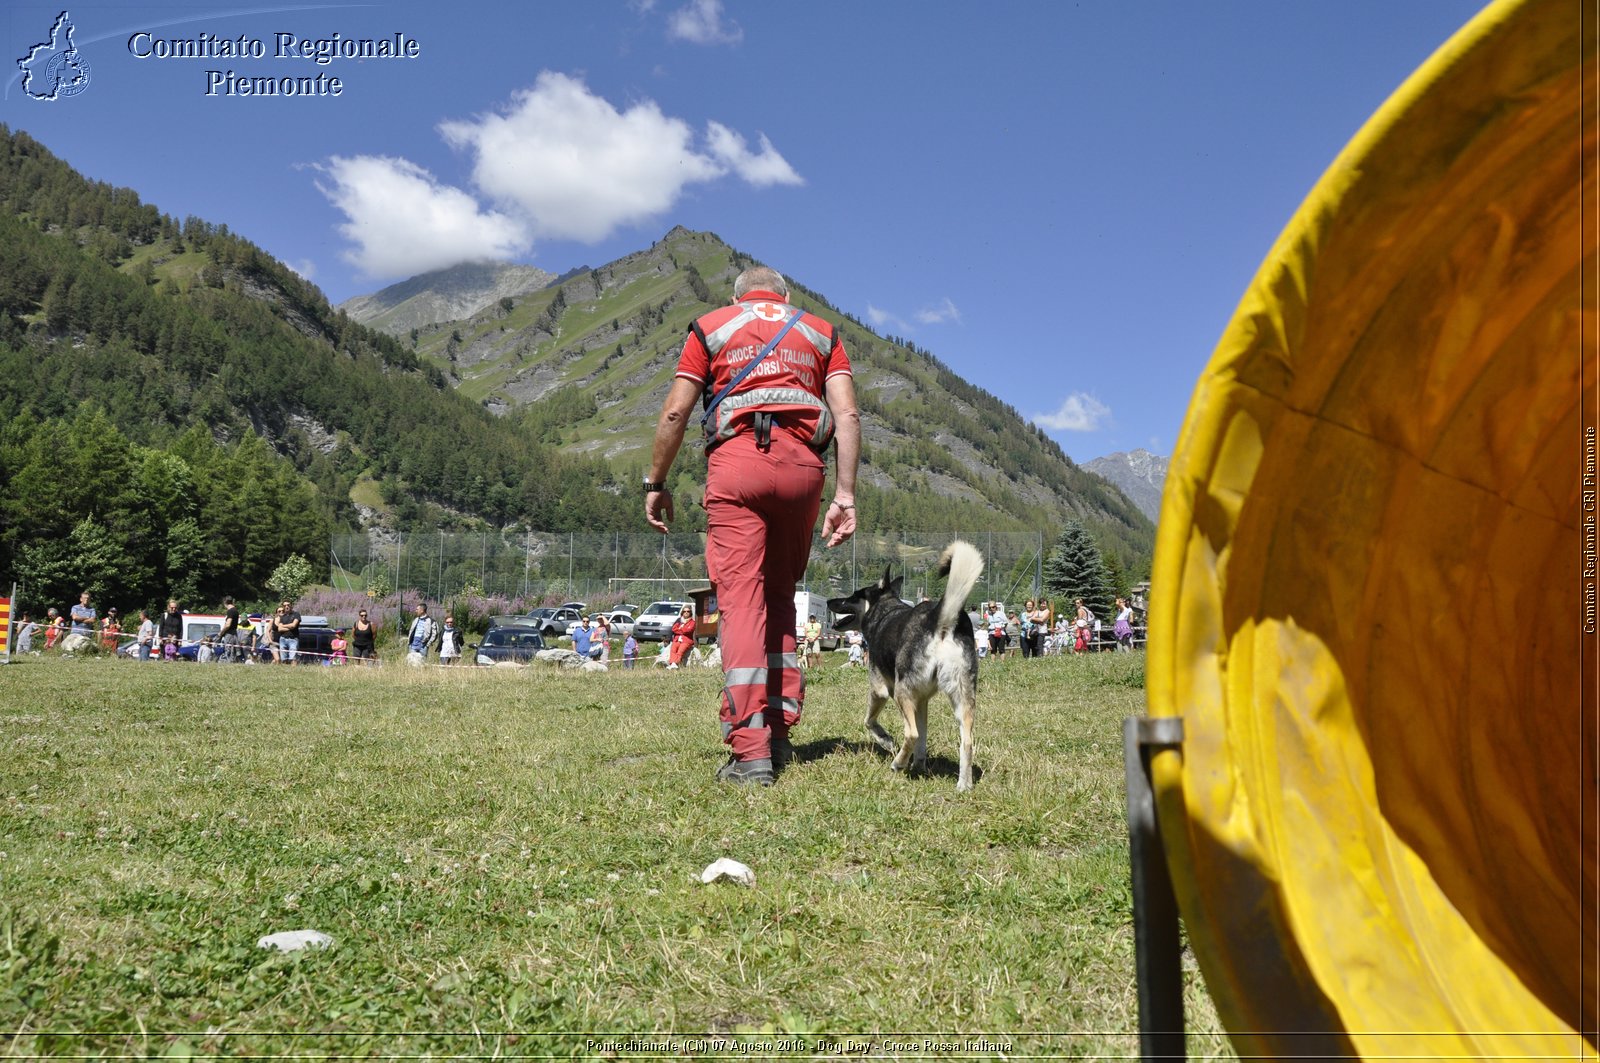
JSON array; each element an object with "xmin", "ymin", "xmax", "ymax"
[{"xmin": 3, "ymin": 0, "xmax": 1487, "ymax": 464}]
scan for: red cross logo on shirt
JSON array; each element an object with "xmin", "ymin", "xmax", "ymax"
[{"xmin": 751, "ymin": 302, "xmax": 786, "ymax": 322}]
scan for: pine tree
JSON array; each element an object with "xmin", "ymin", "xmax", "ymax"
[{"xmin": 1043, "ymin": 519, "xmax": 1115, "ymax": 621}]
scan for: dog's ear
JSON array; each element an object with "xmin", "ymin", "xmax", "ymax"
[
  {"xmin": 878, "ymin": 564, "xmax": 895, "ymax": 591},
  {"xmin": 888, "ymin": 574, "xmax": 904, "ymax": 600}
]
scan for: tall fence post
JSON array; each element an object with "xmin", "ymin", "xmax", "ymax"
[
  {"xmin": 0, "ymin": 582, "xmax": 14, "ymax": 665},
  {"xmin": 1037, "ymin": 530, "xmax": 1044, "ymax": 597},
  {"xmin": 987, "ymin": 531, "xmax": 994, "ymax": 600}
]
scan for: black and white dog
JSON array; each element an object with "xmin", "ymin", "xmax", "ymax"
[{"xmin": 828, "ymin": 540, "xmax": 984, "ymax": 791}]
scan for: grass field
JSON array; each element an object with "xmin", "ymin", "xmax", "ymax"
[{"xmin": 0, "ymin": 650, "xmax": 1233, "ymax": 1059}]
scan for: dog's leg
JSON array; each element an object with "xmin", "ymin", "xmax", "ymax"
[
  {"xmin": 891, "ymin": 692, "xmax": 920, "ymax": 774},
  {"xmin": 912, "ymin": 700, "xmax": 930, "ymax": 775},
  {"xmin": 865, "ymin": 678, "xmax": 896, "ymax": 753},
  {"xmin": 952, "ymin": 684, "xmax": 976, "ymax": 792}
]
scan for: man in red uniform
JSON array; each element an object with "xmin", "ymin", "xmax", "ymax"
[{"xmin": 645, "ymin": 265, "xmax": 860, "ymax": 786}]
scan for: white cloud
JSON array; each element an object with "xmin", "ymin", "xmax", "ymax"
[
  {"xmin": 705, "ymin": 122, "xmax": 802, "ymax": 187},
  {"xmin": 316, "ymin": 155, "xmax": 530, "ymax": 278},
  {"xmin": 668, "ymin": 0, "xmax": 742, "ymax": 44},
  {"xmin": 287, "ymin": 258, "xmax": 317, "ymax": 280},
  {"xmin": 438, "ymin": 72, "xmax": 797, "ymax": 243},
  {"xmin": 320, "ymin": 72, "xmax": 801, "ymax": 276},
  {"xmin": 866, "ymin": 304, "xmax": 909, "ymax": 333},
  {"xmin": 1033, "ymin": 393, "xmax": 1113, "ymax": 432},
  {"xmin": 866, "ymin": 296, "xmax": 957, "ymax": 334},
  {"xmin": 914, "ymin": 297, "xmax": 961, "ymax": 325}
]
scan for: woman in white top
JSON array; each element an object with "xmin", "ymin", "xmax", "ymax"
[{"xmin": 439, "ymin": 615, "xmax": 462, "ymax": 665}]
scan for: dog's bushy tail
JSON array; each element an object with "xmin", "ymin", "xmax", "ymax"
[{"xmin": 936, "ymin": 540, "xmax": 984, "ymax": 636}]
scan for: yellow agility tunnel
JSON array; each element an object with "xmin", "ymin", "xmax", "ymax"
[{"xmin": 1146, "ymin": 0, "xmax": 1594, "ymax": 1057}]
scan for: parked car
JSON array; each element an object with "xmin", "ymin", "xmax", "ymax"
[
  {"xmin": 246, "ymin": 616, "xmax": 335, "ymax": 663},
  {"xmin": 567, "ymin": 608, "xmax": 636, "ymax": 639},
  {"xmin": 120, "ymin": 611, "xmax": 230, "ymax": 659},
  {"xmin": 558, "ymin": 602, "xmax": 588, "ymax": 614},
  {"xmin": 522, "ymin": 606, "xmax": 584, "ymax": 637},
  {"xmin": 468, "ymin": 624, "xmax": 547, "ymax": 665},
  {"xmin": 632, "ymin": 600, "xmax": 692, "ymax": 642},
  {"xmin": 120, "ymin": 614, "xmax": 335, "ymax": 662}
]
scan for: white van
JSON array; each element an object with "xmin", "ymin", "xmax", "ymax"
[{"xmin": 632, "ymin": 600, "xmax": 691, "ymax": 642}]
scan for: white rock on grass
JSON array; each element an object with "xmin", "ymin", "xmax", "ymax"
[
  {"xmin": 535, "ymin": 649, "xmax": 588, "ymax": 668},
  {"xmin": 699, "ymin": 858, "xmax": 756, "ymax": 887},
  {"xmin": 257, "ymin": 929, "xmax": 333, "ymax": 952}
]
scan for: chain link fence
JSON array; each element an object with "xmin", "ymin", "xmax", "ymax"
[{"xmin": 331, "ymin": 530, "xmax": 1053, "ymax": 609}]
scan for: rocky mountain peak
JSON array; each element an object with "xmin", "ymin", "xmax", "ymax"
[
  {"xmin": 1084, "ymin": 449, "xmax": 1169, "ymax": 522},
  {"xmin": 338, "ymin": 261, "xmax": 558, "ymax": 334}
]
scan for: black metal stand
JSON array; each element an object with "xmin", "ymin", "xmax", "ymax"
[{"xmin": 1124, "ymin": 716, "xmax": 1186, "ymax": 1061}]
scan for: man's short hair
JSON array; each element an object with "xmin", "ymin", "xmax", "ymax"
[{"xmin": 733, "ymin": 266, "xmax": 788, "ymax": 299}]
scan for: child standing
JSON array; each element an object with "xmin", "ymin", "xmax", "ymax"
[{"xmin": 16, "ymin": 613, "xmax": 37, "ymax": 654}]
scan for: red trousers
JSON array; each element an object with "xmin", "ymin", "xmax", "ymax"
[
  {"xmin": 704, "ymin": 434, "xmax": 824, "ymax": 762},
  {"xmin": 669, "ymin": 634, "xmax": 694, "ymax": 666}
]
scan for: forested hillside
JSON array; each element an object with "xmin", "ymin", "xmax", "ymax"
[{"xmin": 0, "ymin": 127, "xmax": 635, "ymax": 607}]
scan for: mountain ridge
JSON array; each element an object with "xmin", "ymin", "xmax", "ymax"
[
  {"xmin": 338, "ymin": 261, "xmax": 558, "ymax": 335},
  {"xmin": 341, "ymin": 225, "xmax": 1156, "ymax": 565},
  {"xmin": 1083, "ymin": 448, "xmax": 1168, "ymax": 522}
]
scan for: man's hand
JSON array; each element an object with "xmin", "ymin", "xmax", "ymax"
[
  {"xmin": 822, "ymin": 497, "xmax": 856, "ymax": 547},
  {"xmin": 645, "ymin": 489, "xmax": 675, "ymax": 534}
]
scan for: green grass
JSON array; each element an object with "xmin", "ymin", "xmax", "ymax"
[{"xmin": 0, "ymin": 651, "xmax": 1232, "ymax": 1059}]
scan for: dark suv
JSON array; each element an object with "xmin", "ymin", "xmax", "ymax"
[{"xmin": 469, "ymin": 625, "xmax": 547, "ymax": 665}]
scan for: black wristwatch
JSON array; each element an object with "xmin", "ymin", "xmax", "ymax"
[{"xmin": 642, "ymin": 479, "xmax": 666, "ymax": 493}]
